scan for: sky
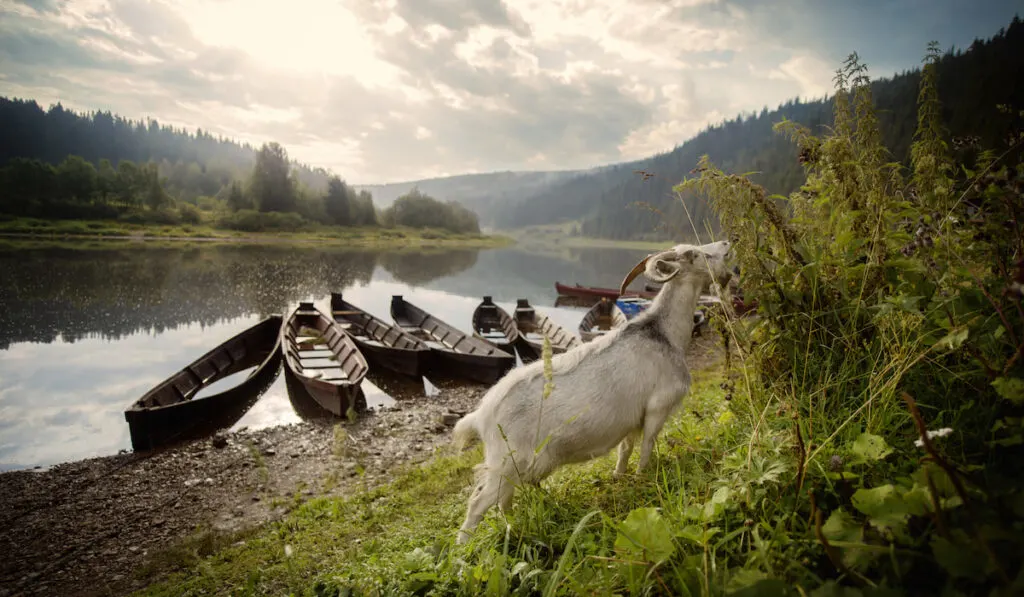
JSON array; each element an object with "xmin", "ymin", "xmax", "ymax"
[{"xmin": 0, "ymin": 0, "xmax": 1019, "ymax": 184}]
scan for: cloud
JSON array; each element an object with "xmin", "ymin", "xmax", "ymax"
[{"xmin": 0, "ymin": 0, "xmax": 1020, "ymax": 183}]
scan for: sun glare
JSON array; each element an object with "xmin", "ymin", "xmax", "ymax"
[{"xmin": 177, "ymin": 0, "xmax": 400, "ymax": 86}]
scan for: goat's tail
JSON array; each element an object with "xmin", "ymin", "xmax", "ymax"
[{"xmin": 452, "ymin": 410, "xmax": 481, "ymax": 450}]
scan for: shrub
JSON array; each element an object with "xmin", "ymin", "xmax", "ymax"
[
  {"xmin": 177, "ymin": 203, "xmax": 202, "ymax": 225},
  {"xmin": 216, "ymin": 209, "xmax": 308, "ymax": 232},
  {"xmin": 677, "ymin": 47, "xmax": 1024, "ymax": 595}
]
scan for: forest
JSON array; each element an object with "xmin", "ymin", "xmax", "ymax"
[
  {"xmin": 0, "ymin": 98, "xmax": 482, "ymax": 235},
  {"xmin": 489, "ymin": 16, "xmax": 1024, "ymax": 240}
]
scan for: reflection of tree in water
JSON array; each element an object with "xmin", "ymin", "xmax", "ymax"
[
  {"xmin": 0, "ymin": 245, "xmax": 381, "ymax": 349},
  {"xmin": 378, "ymin": 249, "xmax": 479, "ymax": 286}
]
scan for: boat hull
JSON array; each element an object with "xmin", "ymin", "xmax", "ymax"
[
  {"xmin": 471, "ymin": 296, "xmax": 519, "ymax": 357},
  {"xmin": 282, "ymin": 302, "xmax": 369, "ymax": 417},
  {"xmin": 331, "ymin": 293, "xmax": 432, "ymax": 378},
  {"xmin": 124, "ymin": 315, "xmax": 283, "ymax": 452},
  {"xmin": 555, "ymin": 281, "xmax": 657, "ymax": 301},
  {"xmin": 391, "ymin": 295, "xmax": 515, "ymax": 385}
]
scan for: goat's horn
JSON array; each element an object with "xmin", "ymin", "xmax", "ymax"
[{"xmin": 619, "ymin": 255, "xmax": 650, "ymax": 295}]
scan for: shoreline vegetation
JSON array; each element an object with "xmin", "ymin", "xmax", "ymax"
[{"xmin": 0, "ymin": 217, "xmax": 513, "ymax": 248}]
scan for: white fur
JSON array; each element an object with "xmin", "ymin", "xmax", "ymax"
[{"xmin": 453, "ymin": 240, "xmax": 733, "ymax": 544}]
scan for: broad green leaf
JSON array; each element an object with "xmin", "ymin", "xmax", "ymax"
[
  {"xmin": 850, "ymin": 432, "xmax": 893, "ymax": 463},
  {"xmin": 851, "ymin": 485, "xmax": 909, "ymax": 533},
  {"xmin": 703, "ymin": 486, "xmax": 732, "ymax": 520},
  {"xmin": 992, "ymin": 377, "xmax": 1024, "ymax": 405},
  {"xmin": 614, "ymin": 507, "xmax": 676, "ymax": 564},
  {"xmin": 822, "ymin": 508, "xmax": 875, "ymax": 570}
]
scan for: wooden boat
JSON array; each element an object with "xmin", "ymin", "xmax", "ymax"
[
  {"xmin": 471, "ymin": 296, "xmax": 519, "ymax": 356},
  {"xmin": 579, "ymin": 298, "xmax": 629, "ymax": 342},
  {"xmin": 555, "ymin": 281, "xmax": 657, "ymax": 301},
  {"xmin": 281, "ymin": 302, "xmax": 369, "ymax": 417},
  {"xmin": 390, "ymin": 295, "xmax": 515, "ymax": 385},
  {"xmin": 124, "ymin": 315, "xmax": 283, "ymax": 452},
  {"xmin": 330, "ymin": 292, "xmax": 432, "ymax": 378},
  {"xmin": 512, "ymin": 298, "xmax": 580, "ymax": 362}
]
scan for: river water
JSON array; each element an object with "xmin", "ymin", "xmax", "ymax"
[{"xmin": 0, "ymin": 240, "xmax": 652, "ymax": 471}]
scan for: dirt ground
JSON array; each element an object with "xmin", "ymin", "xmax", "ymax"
[{"xmin": 0, "ymin": 330, "xmax": 728, "ymax": 597}]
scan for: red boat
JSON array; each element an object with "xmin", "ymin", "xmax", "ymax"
[
  {"xmin": 555, "ymin": 281, "xmax": 758, "ymax": 315},
  {"xmin": 554, "ymin": 282, "xmax": 657, "ymax": 300}
]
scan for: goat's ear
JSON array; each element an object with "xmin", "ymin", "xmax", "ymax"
[{"xmin": 646, "ymin": 254, "xmax": 682, "ymax": 283}]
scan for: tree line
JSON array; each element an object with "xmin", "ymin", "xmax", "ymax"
[
  {"xmin": 0, "ymin": 98, "xmax": 485, "ymax": 234},
  {"xmin": 491, "ymin": 15, "xmax": 1024, "ymax": 240}
]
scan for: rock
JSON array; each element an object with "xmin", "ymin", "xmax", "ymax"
[
  {"xmin": 252, "ymin": 495, "xmax": 261, "ymax": 502},
  {"xmin": 263, "ymin": 448, "xmax": 276, "ymax": 456},
  {"xmin": 211, "ymin": 433, "xmax": 229, "ymax": 449},
  {"xmin": 441, "ymin": 413, "xmax": 461, "ymax": 426}
]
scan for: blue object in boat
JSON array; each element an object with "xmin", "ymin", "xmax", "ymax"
[{"xmin": 616, "ymin": 298, "xmax": 650, "ymax": 319}]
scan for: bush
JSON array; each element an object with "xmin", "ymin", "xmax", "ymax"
[
  {"xmin": 676, "ymin": 48, "xmax": 1024, "ymax": 595},
  {"xmin": 177, "ymin": 203, "xmax": 202, "ymax": 225},
  {"xmin": 117, "ymin": 207, "xmax": 181, "ymax": 225},
  {"xmin": 216, "ymin": 209, "xmax": 308, "ymax": 232}
]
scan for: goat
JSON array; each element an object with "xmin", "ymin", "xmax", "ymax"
[{"xmin": 452, "ymin": 240, "xmax": 734, "ymax": 544}]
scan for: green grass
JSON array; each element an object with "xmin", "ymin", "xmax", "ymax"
[
  {"xmin": 136, "ymin": 366, "xmax": 756, "ymax": 597},
  {"xmin": 502, "ymin": 222, "xmax": 678, "ymax": 251},
  {"xmin": 0, "ymin": 217, "xmax": 514, "ymax": 249}
]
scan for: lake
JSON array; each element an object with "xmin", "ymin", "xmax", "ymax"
[{"xmin": 0, "ymin": 240, "xmax": 652, "ymax": 471}]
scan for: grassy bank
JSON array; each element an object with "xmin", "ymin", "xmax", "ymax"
[
  {"xmin": 137, "ymin": 364, "xmax": 747, "ymax": 597},
  {"xmin": 503, "ymin": 222, "xmax": 680, "ymax": 251},
  {"xmin": 0, "ymin": 218, "xmax": 513, "ymax": 248}
]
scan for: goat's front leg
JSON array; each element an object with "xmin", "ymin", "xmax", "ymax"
[
  {"xmin": 636, "ymin": 390, "xmax": 684, "ymax": 472},
  {"xmin": 613, "ymin": 430, "xmax": 640, "ymax": 478}
]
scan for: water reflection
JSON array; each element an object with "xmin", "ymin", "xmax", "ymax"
[{"xmin": 0, "ymin": 241, "xmax": 652, "ymax": 470}]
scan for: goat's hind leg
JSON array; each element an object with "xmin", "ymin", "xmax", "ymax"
[
  {"xmin": 456, "ymin": 464, "xmax": 517, "ymax": 545},
  {"xmin": 636, "ymin": 389, "xmax": 685, "ymax": 473},
  {"xmin": 613, "ymin": 430, "xmax": 640, "ymax": 478}
]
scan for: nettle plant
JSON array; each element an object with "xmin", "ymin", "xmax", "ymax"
[{"xmin": 680, "ymin": 45, "xmax": 1024, "ymax": 594}]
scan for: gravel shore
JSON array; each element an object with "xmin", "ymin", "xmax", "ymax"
[{"xmin": 0, "ymin": 330, "xmax": 728, "ymax": 597}]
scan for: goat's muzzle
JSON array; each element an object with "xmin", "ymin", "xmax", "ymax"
[{"xmin": 619, "ymin": 255, "xmax": 650, "ymax": 295}]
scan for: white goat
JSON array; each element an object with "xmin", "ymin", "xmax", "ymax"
[{"xmin": 452, "ymin": 240, "xmax": 734, "ymax": 544}]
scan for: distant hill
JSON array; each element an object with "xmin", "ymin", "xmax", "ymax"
[
  {"xmin": 353, "ymin": 16, "xmax": 1022, "ymax": 241},
  {"xmin": 354, "ymin": 170, "xmax": 583, "ymax": 227},
  {"xmin": 494, "ymin": 17, "xmax": 1024, "ymax": 240}
]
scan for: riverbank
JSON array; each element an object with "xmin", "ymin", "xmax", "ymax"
[
  {"xmin": 0, "ymin": 331, "xmax": 728, "ymax": 596},
  {"xmin": 0, "ymin": 379, "xmax": 490, "ymax": 597},
  {"xmin": 0, "ymin": 218, "xmax": 513, "ymax": 249},
  {"xmin": 502, "ymin": 222, "xmax": 689, "ymax": 251}
]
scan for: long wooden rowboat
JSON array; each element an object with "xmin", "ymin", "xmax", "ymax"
[
  {"xmin": 579, "ymin": 298, "xmax": 629, "ymax": 342},
  {"xmin": 471, "ymin": 296, "xmax": 519, "ymax": 357},
  {"xmin": 390, "ymin": 295, "xmax": 515, "ymax": 385},
  {"xmin": 281, "ymin": 302, "xmax": 369, "ymax": 417},
  {"xmin": 330, "ymin": 292, "xmax": 432, "ymax": 378},
  {"xmin": 124, "ymin": 315, "xmax": 283, "ymax": 452},
  {"xmin": 555, "ymin": 281, "xmax": 657, "ymax": 301},
  {"xmin": 512, "ymin": 298, "xmax": 580, "ymax": 362}
]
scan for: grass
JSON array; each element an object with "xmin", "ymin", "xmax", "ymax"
[
  {"xmin": 0, "ymin": 217, "xmax": 514, "ymax": 249},
  {"xmin": 136, "ymin": 364, "xmax": 749, "ymax": 597},
  {"xmin": 503, "ymin": 222, "xmax": 677, "ymax": 251}
]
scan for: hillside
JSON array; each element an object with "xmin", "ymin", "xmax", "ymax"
[
  {"xmin": 491, "ymin": 17, "xmax": 1023, "ymax": 240},
  {"xmin": 354, "ymin": 169, "xmax": 582, "ymax": 226},
  {"xmin": 0, "ymin": 97, "xmax": 335, "ymax": 201},
  {"xmin": 350, "ymin": 17, "xmax": 1022, "ymax": 241}
]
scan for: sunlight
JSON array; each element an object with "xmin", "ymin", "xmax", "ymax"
[{"xmin": 176, "ymin": 0, "xmax": 403, "ymax": 87}]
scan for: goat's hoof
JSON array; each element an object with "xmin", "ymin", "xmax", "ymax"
[{"xmin": 455, "ymin": 531, "xmax": 471, "ymax": 545}]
